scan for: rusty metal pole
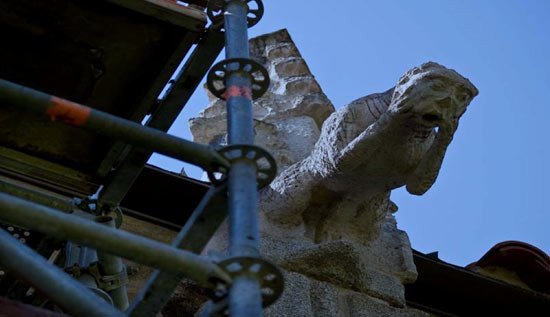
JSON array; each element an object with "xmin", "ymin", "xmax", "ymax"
[{"xmin": 0, "ymin": 78, "xmax": 229, "ymax": 174}]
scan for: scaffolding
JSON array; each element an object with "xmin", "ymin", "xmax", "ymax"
[{"xmin": 0, "ymin": 0, "xmax": 282, "ymax": 316}]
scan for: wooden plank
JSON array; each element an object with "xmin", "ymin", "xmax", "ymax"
[
  {"xmin": 0, "ymin": 0, "xmax": 195, "ymax": 174},
  {"xmin": 107, "ymin": 0, "xmax": 207, "ymax": 31},
  {"xmin": 95, "ymin": 33, "xmax": 199, "ymax": 178}
]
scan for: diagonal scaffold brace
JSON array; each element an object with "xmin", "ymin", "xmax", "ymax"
[{"xmin": 126, "ymin": 184, "xmax": 229, "ymax": 317}]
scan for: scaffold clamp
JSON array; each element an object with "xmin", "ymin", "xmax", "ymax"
[
  {"xmin": 208, "ymin": 256, "xmax": 284, "ymax": 316},
  {"xmin": 207, "ymin": 0, "xmax": 264, "ymax": 30},
  {"xmin": 208, "ymin": 145, "xmax": 277, "ymax": 188},
  {"xmin": 207, "ymin": 58, "xmax": 270, "ymax": 100}
]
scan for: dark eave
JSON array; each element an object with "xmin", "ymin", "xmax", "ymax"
[
  {"xmin": 406, "ymin": 250, "xmax": 550, "ymax": 316},
  {"xmin": 120, "ymin": 165, "xmax": 211, "ymax": 230}
]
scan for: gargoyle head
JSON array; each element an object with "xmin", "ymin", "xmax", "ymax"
[
  {"xmin": 388, "ymin": 62, "xmax": 478, "ymax": 132},
  {"xmin": 387, "ymin": 62, "xmax": 478, "ymax": 195}
]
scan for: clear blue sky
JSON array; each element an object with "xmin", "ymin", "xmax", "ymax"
[{"xmin": 150, "ymin": 0, "xmax": 550, "ymax": 266}]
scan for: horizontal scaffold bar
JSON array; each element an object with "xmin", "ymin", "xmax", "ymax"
[
  {"xmin": 0, "ymin": 79, "xmax": 229, "ymax": 173},
  {"xmin": 0, "ymin": 192, "xmax": 231, "ymax": 288}
]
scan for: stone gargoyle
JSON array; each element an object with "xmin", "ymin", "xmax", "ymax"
[
  {"xmin": 254, "ymin": 62, "xmax": 478, "ymax": 309},
  {"xmin": 261, "ymin": 62, "xmax": 479, "ymax": 244},
  {"xmin": 202, "ymin": 61, "xmax": 479, "ymax": 310}
]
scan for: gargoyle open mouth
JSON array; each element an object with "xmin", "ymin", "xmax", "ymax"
[
  {"xmin": 422, "ymin": 113, "xmax": 440, "ymax": 122},
  {"xmin": 412, "ymin": 123, "xmax": 434, "ymax": 139},
  {"xmin": 409, "ymin": 113, "xmax": 441, "ymax": 139}
]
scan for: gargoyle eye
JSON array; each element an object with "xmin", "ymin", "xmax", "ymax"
[{"xmin": 458, "ymin": 93, "xmax": 470, "ymax": 102}]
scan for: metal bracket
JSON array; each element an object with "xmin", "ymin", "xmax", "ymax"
[
  {"xmin": 207, "ymin": 145, "xmax": 276, "ymax": 188},
  {"xmin": 207, "ymin": 0, "xmax": 264, "ymax": 30},
  {"xmin": 207, "ymin": 58, "xmax": 270, "ymax": 100},
  {"xmin": 0, "ymin": 224, "xmax": 32, "ymax": 282},
  {"xmin": 88, "ymin": 262, "xmax": 129, "ymax": 292},
  {"xmin": 0, "ymin": 223, "xmax": 31, "ymax": 245},
  {"xmin": 73, "ymin": 196, "xmax": 99, "ymax": 215},
  {"xmin": 103, "ymin": 206, "xmax": 124, "ymax": 229}
]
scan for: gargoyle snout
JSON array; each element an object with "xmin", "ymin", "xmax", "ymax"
[{"xmin": 417, "ymin": 105, "xmax": 443, "ymax": 126}]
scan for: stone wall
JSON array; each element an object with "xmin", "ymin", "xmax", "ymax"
[{"xmin": 190, "ymin": 29, "xmax": 334, "ymax": 173}]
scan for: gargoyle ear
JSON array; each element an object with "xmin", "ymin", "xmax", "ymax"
[{"xmin": 455, "ymin": 89, "xmax": 474, "ymax": 118}]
